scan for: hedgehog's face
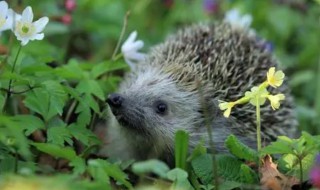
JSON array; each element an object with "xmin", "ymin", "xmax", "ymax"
[{"xmin": 107, "ymin": 67, "xmax": 202, "ymax": 139}]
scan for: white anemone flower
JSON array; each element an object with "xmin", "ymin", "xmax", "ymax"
[
  {"xmin": 0, "ymin": 1, "xmax": 14, "ymax": 32},
  {"xmin": 121, "ymin": 31, "xmax": 146, "ymax": 70},
  {"xmin": 224, "ymin": 9, "xmax": 252, "ymax": 30},
  {"xmin": 14, "ymin": 6, "xmax": 49, "ymax": 46}
]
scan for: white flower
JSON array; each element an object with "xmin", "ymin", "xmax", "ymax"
[
  {"xmin": 0, "ymin": 1, "xmax": 15, "ymax": 32},
  {"xmin": 121, "ymin": 31, "xmax": 146, "ymax": 70},
  {"xmin": 13, "ymin": 6, "xmax": 49, "ymax": 46},
  {"xmin": 224, "ymin": 9, "xmax": 252, "ymax": 30}
]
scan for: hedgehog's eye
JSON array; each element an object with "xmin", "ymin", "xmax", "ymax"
[{"xmin": 154, "ymin": 101, "xmax": 167, "ymax": 115}]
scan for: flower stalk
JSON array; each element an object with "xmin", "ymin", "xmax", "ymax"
[
  {"xmin": 2, "ymin": 45, "xmax": 22, "ymax": 113},
  {"xmin": 219, "ymin": 67, "xmax": 286, "ymax": 152}
]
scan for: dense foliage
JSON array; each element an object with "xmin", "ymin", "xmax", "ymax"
[{"xmin": 0, "ymin": 0, "xmax": 319, "ymax": 189}]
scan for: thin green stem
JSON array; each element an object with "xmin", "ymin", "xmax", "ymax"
[
  {"xmin": 256, "ymin": 98, "xmax": 261, "ymax": 152},
  {"xmin": 298, "ymin": 157, "xmax": 303, "ymax": 187},
  {"xmin": 111, "ymin": 11, "xmax": 130, "ymax": 60},
  {"xmin": 198, "ymin": 81, "xmax": 219, "ymax": 190},
  {"xmin": 2, "ymin": 45, "xmax": 22, "ymax": 113},
  {"xmin": 113, "ymin": 53, "xmax": 123, "ymax": 61}
]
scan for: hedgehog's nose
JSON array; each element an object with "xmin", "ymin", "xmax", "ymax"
[{"xmin": 107, "ymin": 93, "xmax": 124, "ymax": 108}]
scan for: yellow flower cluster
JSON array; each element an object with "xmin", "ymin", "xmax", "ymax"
[{"xmin": 219, "ymin": 67, "xmax": 286, "ymax": 118}]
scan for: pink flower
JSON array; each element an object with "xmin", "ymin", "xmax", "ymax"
[
  {"xmin": 61, "ymin": 14, "xmax": 72, "ymax": 25},
  {"xmin": 64, "ymin": 0, "xmax": 76, "ymax": 12}
]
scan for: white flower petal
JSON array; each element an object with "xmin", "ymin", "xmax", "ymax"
[
  {"xmin": 125, "ymin": 31, "xmax": 137, "ymax": 44},
  {"xmin": 127, "ymin": 52, "xmax": 146, "ymax": 61},
  {"xmin": 21, "ymin": 6, "xmax": 33, "ymax": 23},
  {"xmin": 21, "ymin": 38, "xmax": 29, "ymax": 46},
  {"xmin": 30, "ymin": 33, "xmax": 44, "ymax": 40},
  {"xmin": 0, "ymin": 1, "xmax": 8, "ymax": 18},
  {"xmin": 224, "ymin": 8, "xmax": 252, "ymax": 29},
  {"xmin": 34, "ymin": 17, "xmax": 49, "ymax": 33},
  {"xmin": 124, "ymin": 57, "xmax": 135, "ymax": 70},
  {"xmin": 131, "ymin": 40, "xmax": 144, "ymax": 50},
  {"xmin": 240, "ymin": 15, "xmax": 252, "ymax": 28}
]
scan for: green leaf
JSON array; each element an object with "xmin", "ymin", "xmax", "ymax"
[
  {"xmin": 175, "ymin": 130, "xmax": 189, "ymax": 170},
  {"xmin": 47, "ymin": 126, "xmax": 73, "ymax": 146},
  {"xmin": 0, "ymin": 93, "xmax": 5, "ymax": 112},
  {"xmin": 225, "ymin": 135, "xmax": 258, "ymax": 162},
  {"xmin": 262, "ymin": 136, "xmax": 295, "ymax": 155},
  {"xmin": 24, "ymin": 88, "xmax": 57, "ymax": 121},
  {"xmin": 12, "ymin": 115, "xmax": 45, "ymax": 136},
  {"xmin": 68, "ymin": 124, "xmax": 100, "ymax": 146},
  {"xmin": 90, "ymin": 61, "xmax": 128, "ymax": 79},
  {"xmin": 216, "ymin": 155, "xmax": 253, "ymax": 182},
  {"xmin": 88, "ymin": 159, "xmax": 132, "ymax": 189},
  {"xmin": 188, "ymin": 141, "xmax": 207, "ymax": 162},
  {"xmin": 42, "ymin": 81, "xmax": 68, "ymax": 116},
  {"xmin": 167, "ymin": 168, "xmax": 193, "ymax": 190},
  {"xmin": 191, "ymin": 154, "xmax": 213, "ymax": 185},
  {"xmin": 31, "ymin": 143, "xmax": 77, "ymax": 160},
  {"xmin": 54, "ymin": 59, "xmax": 85, "ymax": 80},
  {"xmin": 77, "ymin": 79, "xmax": 105, "ymax": 101},
  {"xmin": 219, "ymin": 181, "xmax": 242, "ymax": 190},
  {"xmin": 132, "ymin": 159, "xmax": 170, "ymax": 179},
  {"xmin": 239, "ymin": 164, "xmax": 257, "ymax": 183}
]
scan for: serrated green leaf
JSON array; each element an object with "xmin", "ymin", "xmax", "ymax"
[
  {"xmin": 167, "ymin": 168, "xmax": 193, "ymax": 190},
  {"xmin": 12, "ymin": 115, "xmax": 45, "ymax": 136},
  {"xmin": 132, "ymin": 159, "xmax": 170, "ymax": 179},
  {"xmin": 216, "ymin": 155, "xmax": 243, "ymax": 182},
  {"xmin": 54, "ymin": 59, "xmax": 84, "ymax": 80},
  {"xmin": 47, "ymin": 126, "xmax": 73, "ymax": 146},
  {"xmin": 68, "ymin": 124, "xmax": 100, "ymax": 146},
  {"xmin": 175, "ymin": 130, "xmax": 189, "ymax": 170},
  {"xmin": 88, "ymin": 159, "xmax": 132, "ymax": 189},
  {"xmin": 42, "ymin": 81, "xmax": 68, "ymax": 115},
  {"xmin": 24, "ymin": 88, "xmax": 57, "ymax": 121},
  {"xmin": 225, "ymin": 135, "xmax": 258, "ymax": 162},
  {"xmin": 191, "ymin": 154, "xmax": 213, "ymax": 185},
  {"xmin": 239, "ymin": 164, "xmax": 257, "ymax": 183},
  {"xmin": 76, "ymin": 79, "xmax": 105, "ymax": 101}
]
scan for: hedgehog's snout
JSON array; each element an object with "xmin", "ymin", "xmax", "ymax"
[{"xmin": 107, "ymin": 93, "xmax": 124, "ymax": 108}]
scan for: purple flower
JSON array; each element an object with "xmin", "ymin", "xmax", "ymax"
[
  {"xmin": 310, "ymin": 154, "xmax": 320, "ymax": 188},
  {"xmin": 203, "ymin": 0, "xmax": 219, "ymax": 14}
]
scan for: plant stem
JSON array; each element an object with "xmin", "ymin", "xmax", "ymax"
[
  {"xmin": 111, "ymin": 11, "xmax": 130, "ymax": 60},
  {"xmin": 2, "ymin": 45, "xmax": 22, "ymax": 113},
  {"xmin": 256, "ymin": 98, "xmax": 261, "ymax": 152},
  {"xmin": 198, "ymin": 81, "xmax": 219, "ymax": 190},
  {"xmin": 299, "ymin": 157, "xmax": 303, "ymax": 187}
]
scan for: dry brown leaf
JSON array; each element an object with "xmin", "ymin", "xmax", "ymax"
[
  {"xmin": 260, "ymin": 155, "xmax": 299, "ymax": 190},
  {"xmin": 0, "ymin": 45, "xmax": 8, "ymax": 55}
]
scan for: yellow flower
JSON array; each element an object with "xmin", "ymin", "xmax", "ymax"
[
  {"xmin": 218, "ymin": 101, "xmax": 236, "ymax": 118},
  {"xmin": 244, "ymin": 86, "xmax": 269, "ymax": 106},
  {"xmin": 267, "ymin": 94, "xmax": 285, "ymax": 110},
  {"xmin": 267, "ymin": 67, "xmax": 285, "ymax": 88}
]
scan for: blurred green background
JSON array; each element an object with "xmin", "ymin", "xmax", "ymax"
[{"xmin": 2, "ymin": 0, "xmax": 320, "ymax": 134}]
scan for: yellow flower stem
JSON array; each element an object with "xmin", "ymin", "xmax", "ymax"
[
  {"xmin": 234, "ymin": 96, "xmax": 250, "ymax": 105},
  {"xmin": 255, "ymin": 97, "xmax": 261, "ymax": 152},
  {"xmin": 259, "ymin": 81, "xmax": 269, "ymax": 90}
]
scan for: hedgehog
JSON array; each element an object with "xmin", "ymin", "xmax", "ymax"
[{"xmin": 102, "ymin": 21, "xmax": 297, "ymax": 165}]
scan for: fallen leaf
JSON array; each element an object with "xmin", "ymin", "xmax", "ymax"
[{"xmin": 260, "ymin": 155, "xmax": 299, "ymax": 190}]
